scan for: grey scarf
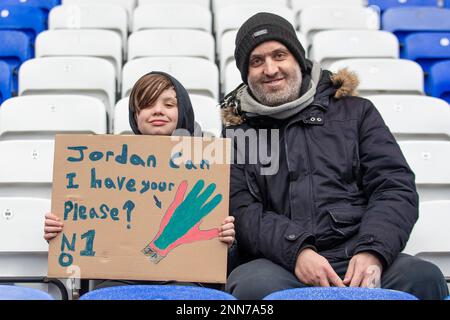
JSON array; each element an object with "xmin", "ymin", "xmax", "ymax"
[{"xmin": 237, "ymin": 61, "xmax": 322, "ymax": 120}]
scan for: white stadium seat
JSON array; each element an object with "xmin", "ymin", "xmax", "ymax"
[
  {"xmin": 114, "ymin": 95, "xmax": 222, "ymax": 137},
  {"xmin": 399, "ymin": 141, "xmax": 450, "ymax": 201},
  {"xmin": 18, "ymin": 57, "xmax": 116, "ymax": 117},
  {"xmin": 139, "ymin": 0, "xmax": 210, "ymax": 9},
  {"xmin": 404, "ymin": 200, "xmax": 450, "ymax": 280},
  {"xmin": 190, "ymin": 94, "xmax": 222, "ymax": 137},
  {"xmin": 62, "ymin": 0, "xmax": 135, "ymax": 30},
  {"xmin": 133, "ymin": 4, "xmax": 212, "ymax": 33},
  {"xmin": 114, "ymin": 97, "xmax": 133, "ymax": 135},
  {"xmin": 213, "ymin": 0, "xmax": 289, "ymax": 12},
  {"xmin": 299, "ymin": 6, "xmax": 380, "ymax": 41},
  {"xmin": 128, "ymin": 29, "xmax": 215, "ymax": 61},
  {"xmin": 215, "ymin": 4, "xmax": 295, "ymax": 44},
  {"xmin": 0, "ymin": 95, "xmax": 107, "ymax": 139},
  {"xmin": 49, "ymin": 4, "xmax": 128, "ymax": 56},
  {"xmin": 224, "ymin": 63, "xmax": 242, "ymax": 95},
  {"xmin": 328, "ymin": 59, "xmax": 424, "ymax": 96},
  {"xmin": 0, "ymin": 197, "xmax": 50, "ymax": 279},
  {"xmin": 310, "ymin": 30, "xmax": 399, "ymax": 68},
  {"xmin": 292, "ymin": 0, "xmax": 365, "ymax": 14},
  {"xmin": 367, "ymin": 95, "xmax": 450, "ymax": 141},
  {"xmin": 0, "ymin": 197, "xmax": 49, "ymax": 253},
  {"xmin": 35, "ymin": 30, "xmax": 123, "ymax": 86},
  {"xmin": 122, "ymin": 57, "xmax": 219, "ymax": 100},
  {"xmin": 0, "ymin": 140, "xmax": 54, "ymax": 199}
]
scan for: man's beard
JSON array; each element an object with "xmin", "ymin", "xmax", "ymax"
[{"xmin": 249, "ymin": 66, "xmax": 302, "ymax": 107}]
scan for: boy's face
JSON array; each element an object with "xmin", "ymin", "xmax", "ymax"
[{"xmin": 136, "ymin": 87, "xmax": 178, "ymax": 136}]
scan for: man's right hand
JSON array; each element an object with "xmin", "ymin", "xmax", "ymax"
[
  {"xmin": 44, "ymin": 213, "xmax": 64, "ymax": 241},
  {"xmin": 294, "ymin": 248, "xmax": 345, "ymax": 287}
]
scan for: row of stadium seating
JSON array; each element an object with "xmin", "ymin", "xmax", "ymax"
[
  {"xmin": 1, "ymin": 1, "xmax": 450, "ymax": 102},
  {"xmin": 0, "ymin": 0, "xmax": 449, "ymax": 299},
  {"xmin": 3, "ymin": 283, "xmax": 450, "ymax": 300}
]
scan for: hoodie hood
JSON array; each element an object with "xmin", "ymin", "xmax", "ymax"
[
  {"xmin": 129, "ymin": 71, "xmax": 199, "ymax": 136},
  {"xmin": 221, "ymin": 62, "xmax": 360, "ymax": 127}
]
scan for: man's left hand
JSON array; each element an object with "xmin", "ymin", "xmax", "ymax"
[{"xmin": 343, "ymin": 252, "xmax": 383, "ymax": 288}]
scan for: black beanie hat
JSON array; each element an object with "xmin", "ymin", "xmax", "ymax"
[{"xmin": 234, "ymin": 12, "xmax": 308, "ymax": 84}]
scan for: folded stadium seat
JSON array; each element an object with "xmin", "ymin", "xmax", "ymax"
[
  {"xmin": 0, "ymin": 5, "xmax": 46, "ymax": 43},
  {"xmin": 0, "ymin": 61, "xmax": 12, "ymax": 104},
  {"xmin": 122, "ymin": 57, "xmax": 219, "ymax": 100},
  {"xmin": 140, "ymin": 0, "xmax": 209, "ymax": 9},
  {"xmin": 80, "ymin": 285, "xmax": 236, "ymax": 300},
  {"xmin": 328, "ymin": 58, "xmax": 424, "ymax": 96},
  {"xmin": 213, "ymin": 0, "xmax": 289, "ymax": 12},
  {"xmin": 299, "ymin": 6, "xmax": 380, "ymax": 43},
  {"xmin": 0, "ymin": 140, "xmax": 54, "ymax": 199},
  {"xmin": 224, "ymin": 63, "xmax": 242, "ymax": 96},
  {"xmin": 0, "ymin": 30, "xmax": 32, "ymax": 95},
  {"xmin": 382, "ymin": 7, "xmax": 450, "ymax": 50},
  {"xmin": 215, "ymin": 4, "xmax": 295, "ymax": 54},
  {"xmin": 292, "ymin": 0, "xmax": 365, "ymax": 14},
  {"xmin": 428, "ymin": 60, "xmax": 450, "ymax": 103},
  {"xmin": 0, "ymin": 285, "xmax": 54, "ymax": 300},
  {"xmin": 35, "ymin": 29, "xmax": 123, "ymax": 87},
  {"xmin": 219, "ymin": 30, "xmax": 308, "ymax": 89},
  {"xmin": 403, "ymin": 200, "xmax": 450, "ymax": 283},
  {"xmin": 48, "ymin": 4, "xmax": 128, "ymax": 57},
  {"xmin": 18, "ymin": 57, "xmax": 116, "ymax": 119},
  {"xmin": 0, "ymin": 95, "xmax": 107, "ymax": 139},
  {"xmin": 0, "ymin": 140, "xmax": 71, "ymax": 300},
  {"xmin": 263, "ymin": 287, "xmax": 418, "ymax": 300},
  {"xmin": 2, "ymin": 0, "xmax": 61, "ymax": 19},
  {"xmin": 113, "ymin": 97, "xmax": 133, "ymax": 135},
  {"xmin": 114, "ymin": 95, "xmax": 222, "ymax": 137},
  {"xmin": 0, "ymin": 197, "xmax": 68, "ymax": 300},
  {"xmin": 133, "ymin": 4, "xmax": 212, "ymax": 33},
  {"xmin": 398, "ymin": 140, "xmax": 450, "ymax": 201},
  {"xmin": 366, "ymin": 95, "xmax": 450, "ymax": 141},
  {"xmin": 310, "ymin": 30, "xmax": 399, "ymax": 69},
  {"xmin": 189, "ymin": 94, "xmax": 222, "ymax": 137},
  {"xmin": 128, "ymin": 29, "xmax": 215, "ymax": 62},
  {"xmin": 62, "ymin": 0, "xmax": 135, "ymax": 30},
  {"xmin": 403, "ymin": 33, "xmax": 450, "ymax": 74},
  {"xmin": 368, "ymin": 0, "xmax": 440, "ymax": 13}
]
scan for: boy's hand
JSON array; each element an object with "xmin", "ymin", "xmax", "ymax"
[{"xmin": 44, "ymin": 213, "xmax": 64, "ymax": 241}]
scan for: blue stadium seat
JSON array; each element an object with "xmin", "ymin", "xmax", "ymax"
[
  {"xmin": 1, "ymin": 0, "xmax": 60, "ymax": 17},
  {"xmin": 0, "ymin": 61, "xmax": 12, "ymax": 104},
  {"xmin": 80, "ymin": 285, "xmax": 237, "ymax": 300},
  {"xmin": 382, "ymin": 7, "xmax": 450, "ymax": 46},
  {"xmin": 0, "ymin": 30, "xmax": 32, "ymax": 94},
  {"xmin": 0, "ymin": 285, "xmax": 54, "ymax": 300},
  {"xmin": 428, "ymin": 60, "xmax": 450, "ymax": 102},
  {"xmin": 263, "ymin": 287, "xmax": 419, "ymax": 300},
  {"xmin": 369, "ymin": 0, "xmax": 439, "ymax": 12},
  {"xmin": 403, "ymin": 32, "xmax": 450, "ymax": 72},
  {"xmin": 446, "ymin": 295, "xmax": 450, "ymax": 300},
  {"xmin": 0, "ymin": 5, "xmax": 46, "ymax": 42}
]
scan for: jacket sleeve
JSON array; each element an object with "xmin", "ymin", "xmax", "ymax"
[
  {"xmin": 230, "ymin": 162, "xmax": 316, "ymax": 273},
  {"xmin": 353, "ymin": 99, "xmax": 419, "ymax": 268}
]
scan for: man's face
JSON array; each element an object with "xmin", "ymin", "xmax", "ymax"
[
  {"xmin": 136, "ymin": 87, "xmax": 179, "ymax": 135},
  {"xmin": 247, "ymin": 41, "xmax": 302, "ymax": 106}
]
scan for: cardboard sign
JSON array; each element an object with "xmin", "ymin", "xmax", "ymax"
[{"xmin": 48, "ymin": 134, "xmax": 231, "ymax": 284}]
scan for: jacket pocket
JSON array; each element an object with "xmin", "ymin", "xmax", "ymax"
[{"xmin": 328, "ymin": 206, "xmax": 365, "ymax": 239}]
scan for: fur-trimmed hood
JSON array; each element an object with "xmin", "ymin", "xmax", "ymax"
[{"xmin": 221, "ymin": 68, "xmax": 359, "ymax": 126}]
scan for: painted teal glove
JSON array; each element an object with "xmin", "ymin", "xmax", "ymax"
[{"xmin": 142, "ymin": 180, "xmax": 223, "ymax": 263}]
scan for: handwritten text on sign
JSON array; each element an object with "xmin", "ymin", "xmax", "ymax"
[{"xmin": 48, "ymin": 135, "xmax": 230, "ymax": 283}]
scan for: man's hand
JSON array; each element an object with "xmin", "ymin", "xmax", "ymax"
[
  {"xmin": 295, "ymin": 248, "xmax": 345, "ymax": 287},
  {"xmin": 343, "ymin": 252, "xmax": 383, "ymax": 288}
]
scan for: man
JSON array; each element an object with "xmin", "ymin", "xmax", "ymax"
[{"xmin": 221, "ymin": 12, "xmax": 448, "ymax": 300}]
